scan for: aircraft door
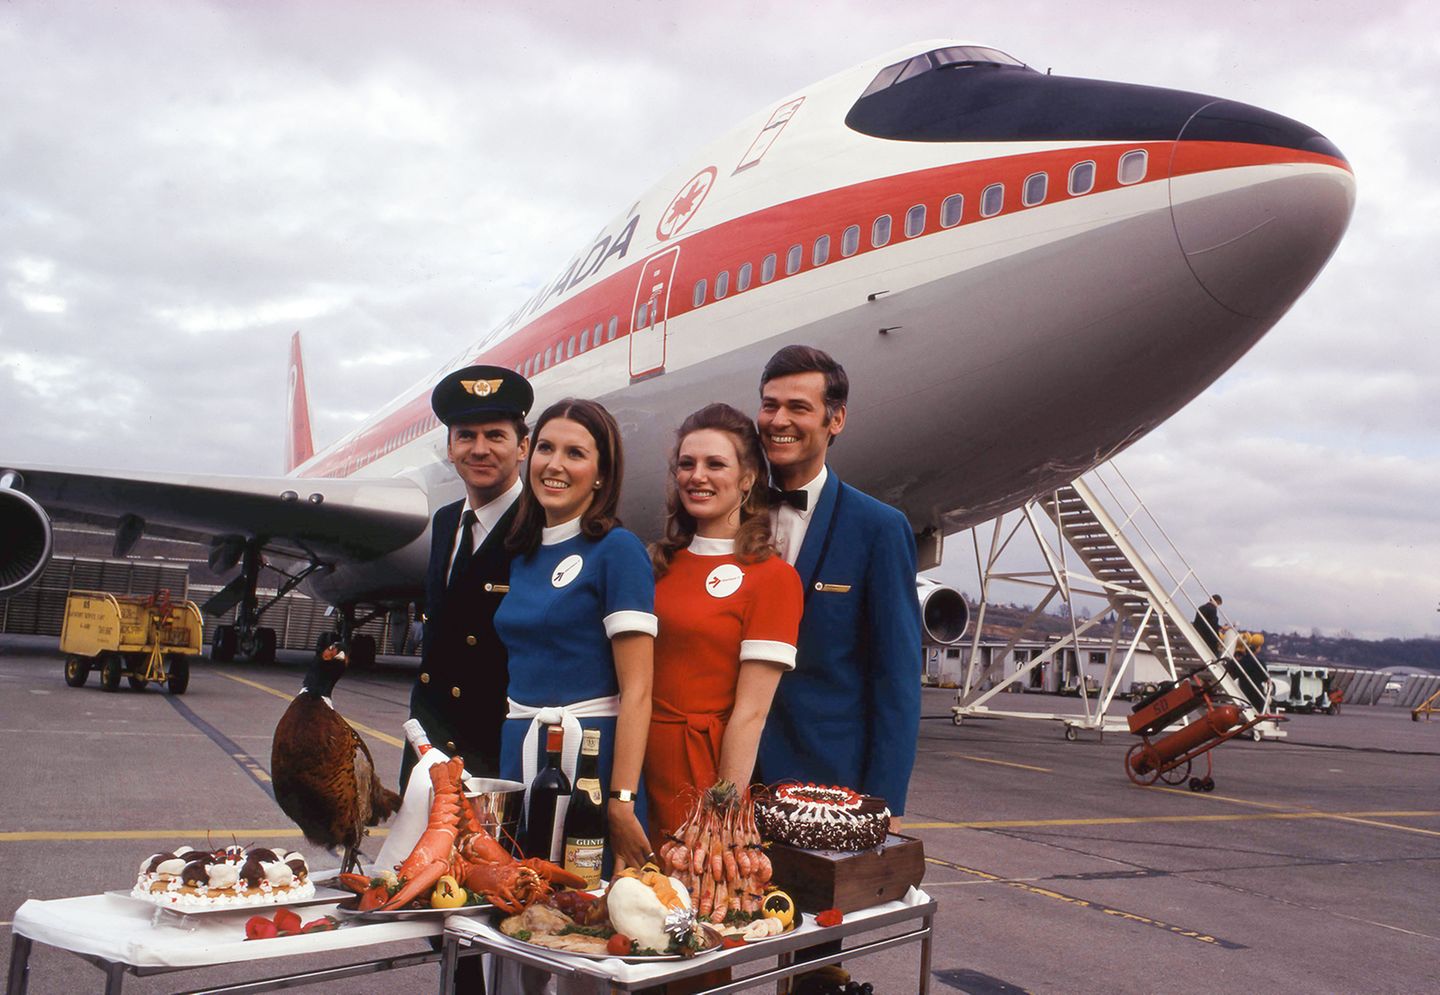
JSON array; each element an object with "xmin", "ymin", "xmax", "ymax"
[{"xmin": 629, "ymin": 246, "xmax": 680, "ymax": 382}]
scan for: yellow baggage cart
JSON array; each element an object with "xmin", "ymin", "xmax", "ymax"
[{"xmin": 59, "ymin": 590, "xmax": 204, "ymax": 694}]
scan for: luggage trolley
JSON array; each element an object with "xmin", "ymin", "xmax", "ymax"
[
  {"xmin": 1124, "ymin": 672, "xmax": 1279, "ymax": 791},
  {"xmin": 60, "ymin": 589, "xmax": 204, "ymax": 694}
]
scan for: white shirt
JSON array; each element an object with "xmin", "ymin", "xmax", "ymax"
[
  {"xmin": 447, "ymin": 477, "xmax": 522, "ymax": 576},
  {"xmin": 769, "ymin": 465, "xmax": 828, "ymax": 566}
]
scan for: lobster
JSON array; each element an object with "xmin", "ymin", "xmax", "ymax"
[{"xmin": 341, "ymin": 756, "xmax": 585, "ymax": 914}]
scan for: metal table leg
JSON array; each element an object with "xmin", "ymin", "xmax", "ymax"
[
  {"xmin": 102, "ymin": 959, "xmax": 127, "ymax": 995},
  {"xmin": 5, "ymin": 935, "xmax": 31, "ymax": 995},
  {"xmin": 918, "ymin": 912, "xmax": 933, "ymax": 994},
  {"xmin": 438, "ymin": 934, "xmax": 459, "ymax": 993}
]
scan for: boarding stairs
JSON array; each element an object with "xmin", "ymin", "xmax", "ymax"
[{"xmin": 952, "ymin": 462, "xmax": 1282, "ymax": 740}]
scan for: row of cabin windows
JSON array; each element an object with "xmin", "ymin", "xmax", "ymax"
[
  {"xmin": 514, "ymin": 315, "xmax": 621, "ymax": 378},
  {"xmin": 691, "ymin": 150, "xmax": 1148, "ymax": 308},
  {"xmin": 376, "ymin": 412, "xmax": 442, "ymax": 464}
]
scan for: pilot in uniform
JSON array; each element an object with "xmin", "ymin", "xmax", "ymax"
[{"xmin": 400, "ymin": 365, "xmax": 534, "ymax": 790}]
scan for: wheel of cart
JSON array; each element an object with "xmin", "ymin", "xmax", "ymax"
[
  {"xmin": 99, "ymin": 653, "xmax": 124, "ymax": 692},
  {"xmin": 58, "ymin": 590, "xmax": 205, "ymax": 695},
  {"xmin": 167, "ymin": 654, "xmax": 191, "ymax": 694},
  {"xmin": 63, "ymin": 655, "xmax": 90, "ymax": 687}
]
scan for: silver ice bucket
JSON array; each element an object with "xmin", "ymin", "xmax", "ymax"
[{"xmin": 463, "ymin": 777, "xmax": 525, "ymax": 850}]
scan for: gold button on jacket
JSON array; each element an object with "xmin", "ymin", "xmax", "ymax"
[
  {"xmin": 419, "ymin": 672, "xmax": 430, "ymax": 684},
  {"xmin": 466, "ymin": 635, "xmax": 477, "ymax": 646},
  {"xmin": 451, "ymin": 686, "xmax": 461, "ymax": 699}
]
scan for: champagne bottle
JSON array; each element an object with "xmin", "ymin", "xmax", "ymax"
[
  {"xmin": 402, "ymin": 719, "xmax": 437, "ymax": 757},
  {"xmin": 562, "ymin": 729, "xmax": 606, "ymax": 889},
  {"xmin": 524, "ymin": 725, "xmax": 571, "ymax": 862}
]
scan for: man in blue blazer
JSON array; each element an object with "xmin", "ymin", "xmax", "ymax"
[
  {"xmin": 755, "ymin": 345, "xmax": 923, "ymax": 825},
  {"xmin": 401, "ymin": 365, "xmax": 533, "ymax": 793}
]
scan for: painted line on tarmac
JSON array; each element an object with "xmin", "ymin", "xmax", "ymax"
[
  {"xmin": 943, "ymin": 753, "xmax": 1052, "ymax": 773},
  {"xmin": 0, "ymin": 828, "xmax": 392, "ymax": 843},
  {"xmin": 1152, "ymin": 786, "xmax": 1440, "ymax": 840},
  {"xmin": 905, "ymin": 809, "xmax": 1440, "ymax": 830},
  {"xmin": 215, "ymin": 672, "xmax": 404, "ymax": 749},
  {"xmin": 924, "ymin": 855, "xmax": 1247, "ymax": 950},
  {"xmin": 163, "ymin": 694, "xmax": 276, "ymax": 799}
]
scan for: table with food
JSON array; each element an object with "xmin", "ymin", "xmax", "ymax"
[
  {"xmin": 7, "ymin": 704, "xmax": 934, "ymax": 994},
  {"xmin": 441, "ymin": 781, "xmax": 937, "ymax": 993}
]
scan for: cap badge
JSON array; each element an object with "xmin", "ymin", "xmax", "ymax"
[{"xmin": 461, "ymin": 378, "xmax": 504, "ymax": 397}]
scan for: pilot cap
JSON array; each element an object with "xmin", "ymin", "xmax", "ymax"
[{"xmin": 430, "ymin": 365, "xmax": 534, "ymax": 427}]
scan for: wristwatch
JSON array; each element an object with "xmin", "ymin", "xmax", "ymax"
[{"xmin": 608, "ymin": 788, "xmax": 635, "ymax": 803}]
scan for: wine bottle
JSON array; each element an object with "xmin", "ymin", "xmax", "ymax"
[
  {"xmin": 524, "ymin": 725, "xmax": 571, "ymax": 862},
  {"xmin": 562, "ymin": 728, "xmax": 606, "ymax": 889}
]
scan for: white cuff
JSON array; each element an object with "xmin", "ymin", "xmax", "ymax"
[
  {"xmin": 604, "ymin": 610, "xmax": 659, "ymax": 638},
  {"xmin": 741, "ymin": 639, "xmax": 797, "ymax": 670}
]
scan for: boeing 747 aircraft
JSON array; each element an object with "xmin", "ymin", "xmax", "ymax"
[{"xmin": 0, "ymin": 40, "xmax": 1354, "ymax": 662}]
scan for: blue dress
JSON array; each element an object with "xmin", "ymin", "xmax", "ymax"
[{"xmin": 495, "ymin": 522, "xmax": 657, "ymax": 838}]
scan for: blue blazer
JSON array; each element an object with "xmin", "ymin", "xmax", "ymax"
[{"xmin": 757, "ymin": 470, "xmax": 923, "ymax": 814}]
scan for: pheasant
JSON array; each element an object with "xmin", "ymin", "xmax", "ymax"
[{"xmin": 270, "ymin": 646, "xmax": 401, "ymax": 874}]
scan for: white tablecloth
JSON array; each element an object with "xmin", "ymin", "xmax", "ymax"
[
  {"xmin": 12, "ymin": 893, "xmax": 474, "ymax": 969},
  {"xmin": 446, "ymin": 886, "xmax": 934, "ymax": 986}
]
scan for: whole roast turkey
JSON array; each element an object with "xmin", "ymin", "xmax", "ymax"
[{"xmin": 270, "ymin": 646, "xmax": 401, "ymax": 874}]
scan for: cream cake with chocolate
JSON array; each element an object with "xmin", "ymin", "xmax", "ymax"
[
  {"xmin": 131, "ymin": 845, "xmax": 313, "ymax": 909},
  {"xmin": 755, "ymin": 784, "xmax": 890, "ymax": 851}
]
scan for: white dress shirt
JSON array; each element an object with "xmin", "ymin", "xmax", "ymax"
[
  {"xmin": 446, "ymin": 477, "xmax": 522, "ymax": 576},
  {"xmin": 769, "ymin": 465, "xmax": 828, "ymax": 566}
]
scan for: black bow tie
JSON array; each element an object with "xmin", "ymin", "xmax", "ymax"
[{"xmin": 769, "ymin": 486, "xmax": 809, "ymax": 511}]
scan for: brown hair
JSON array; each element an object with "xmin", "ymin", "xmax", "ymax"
[
  {"xmin": 650, "ymin": 403, "xmax": 776, "ymax": 577},
  {"xmin": 760, "ymin": 344, "xmax": 849, "ymax": 423},
  {"xmin": 506, "ymin": 398, "xmax": 625, "ymax": 556}
]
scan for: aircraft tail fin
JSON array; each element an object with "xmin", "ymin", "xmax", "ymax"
[{"xmin": 285, "ymin": 331, "xmax": 315, "ymax": 473}]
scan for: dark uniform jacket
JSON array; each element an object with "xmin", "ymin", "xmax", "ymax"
[
  {"xmin": 1194, "ymin": 601, "xmax": 1221, "ymax": 655},
  {"xmin": 401, "ymin": 497, "xmax": 517, "ymax": 789}
]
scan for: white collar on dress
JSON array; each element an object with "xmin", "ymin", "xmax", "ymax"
[
  {"xmin": 541, "ymin": 517, "xmax": 584, "ymax": 546},
  {"xmin": 687, "ymin": 535, "xmax": 736, "ymax": 556}
]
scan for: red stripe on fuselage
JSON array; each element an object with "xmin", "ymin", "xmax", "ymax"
[{"xmin": 296, "ymin": 139, "xmax": 1345, "ymax": 479}]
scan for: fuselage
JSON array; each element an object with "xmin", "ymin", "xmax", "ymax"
[{"xmin": 294, "ymin": 39, "xmax": 1354, "ymax": 606}]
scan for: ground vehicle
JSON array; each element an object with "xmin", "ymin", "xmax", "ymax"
[
  {"xmin": 59, "ymin": 590, "xmax": 203, "ymax": 694},
  {"xmin": 1266, "ymin": 664, "xmax": 1338, "ymax": 714}
]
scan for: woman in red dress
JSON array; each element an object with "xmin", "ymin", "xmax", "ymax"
[{"xmin": 644, "ymin": 403, "xmax": 803, "ymax": 844}]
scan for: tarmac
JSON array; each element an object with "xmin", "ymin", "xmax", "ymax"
[{"xmin": 2, "ymin": 633, "xmax": 1437, "ymax": 994}]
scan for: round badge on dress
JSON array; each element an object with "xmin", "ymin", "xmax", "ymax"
[
  {"xmin": 704, "ymin": 563, "xmax": 744, "ymax": 598},
  {"xmin": 551, "ymin": 554, "xmax": 584, "ymax": 588}
]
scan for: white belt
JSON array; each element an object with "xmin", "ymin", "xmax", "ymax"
[{"xmin": 507, "ymin": 694, "xmax": 620, "ymax": 821}]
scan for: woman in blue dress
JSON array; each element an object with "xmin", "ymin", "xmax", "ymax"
[{"xmin": 496, "ymin": 397, "xmax": 656, "ymax": 871}]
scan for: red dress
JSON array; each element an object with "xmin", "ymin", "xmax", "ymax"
[{"xmin": 644, "ymin": 539, "xmax": 803, "ymax": 841}]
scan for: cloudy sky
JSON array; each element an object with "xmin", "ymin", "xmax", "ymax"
[{"xmin": 2, "ymin": 1, "xmax": 1435, "ymax": 639}]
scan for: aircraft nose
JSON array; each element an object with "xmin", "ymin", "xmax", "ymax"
[{"xmin": 1170, "ymin": 100, "xmax": 1355, "ymax": 320}]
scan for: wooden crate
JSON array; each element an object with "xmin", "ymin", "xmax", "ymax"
[{"xmin": 767, "ymin": 834, "xmax": 925, "ymax": 913}]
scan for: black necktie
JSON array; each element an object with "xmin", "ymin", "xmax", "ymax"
[
  {"xmin": 769, "ymin": 486, "xmax": 809, "ymax": 511},
  {"xmin": 448, "ymin": 510, "xmax": 476, "ymax": 588}
]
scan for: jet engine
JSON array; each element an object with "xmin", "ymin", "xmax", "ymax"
[
  {"xmin": 916, "ymin": 578, "xmax": 969, "ymax": 645},
  {"xmin": 0, "ymin": 472, "xmax": 54, "ymax": 598}
]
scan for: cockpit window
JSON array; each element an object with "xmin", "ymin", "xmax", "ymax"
[
  {"xmin": 931, "ymin": 46, "xmax": 1026, "ymax": 69},
  {"xmin": 859, "ymin": 46, "xmax": 1028, "ymax": 98}
]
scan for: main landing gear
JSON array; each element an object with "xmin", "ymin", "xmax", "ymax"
[
  {"xmin": 313, "ymin": 605, "xmax": 380, "ymax": 670},
  {"xmin": 206, "ymin": 538, "xmax": 323, "ymax": 664}
]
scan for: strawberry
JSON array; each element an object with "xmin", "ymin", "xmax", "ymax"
[
  {"xmin": 606, "ymin": 932, "xmax": 633, "ymax": 956},
  {"xmin": 816, "ymin": 908, "xmax": 843, "ymax": 927},
  {"xmin": 302, "ymin": 916, "xmax": 338, "ymax": 933},
  {"xmin": 273, "ymin": 908, "xmax": 303, "ymax": 934},
  {"xmin": 245, "ymin": 916, "xmax": 278, "ymax": 940}
]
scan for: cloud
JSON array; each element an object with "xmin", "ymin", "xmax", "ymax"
[{"xmin": 0, "ymin": 0, "xmax": 1436, "ymax": 637}]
